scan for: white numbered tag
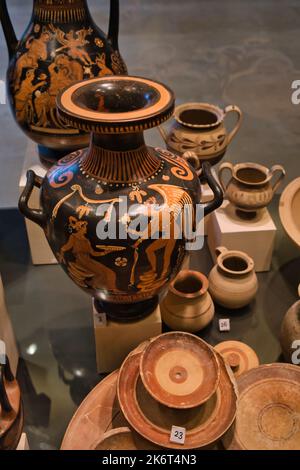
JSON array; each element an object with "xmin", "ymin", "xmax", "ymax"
[
  {"xmin": 170, "ymin": 426, "xmax": 186, "ymax": 445},
  {"xmin": 219, "ymin": 318, "xmax": 230, "ymax": 332}
]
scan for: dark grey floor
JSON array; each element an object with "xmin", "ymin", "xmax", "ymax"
[
  {"xmin": 1, "ymin": 0, "xmax": 300, "ymax": 206},
  {"xmin": 0, "ymin": 198, "xmax": 299, "ymax": 450}
]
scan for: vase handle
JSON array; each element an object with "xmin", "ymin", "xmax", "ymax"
[
  {"xmin": 269, "ymin": 165, "xmax": 286, "ymax": 193},
  {"xmin": 108, "ymin": 0, "xmax": 120, "ymax": 50},
  {"xmin": 19, "ymin": 170, "xmax": 46, "ymax": 228},
  {"xmin": 218, "ymin": 161, "xmax": 234, "ymax": 193},
  {"xmin": 201, "ymin": 162, "xmax": 223, "ymax": 217},
  {"xmin": 224, "ymin": 105, "xmax": 242, "ymax": 146},
  {"xmin": 0, "ymin": 0, "xmax": 18, "ymax": 60},
  {"xmin": 215, "ymin": 246, "xmax": 228, "ymax": 257}
]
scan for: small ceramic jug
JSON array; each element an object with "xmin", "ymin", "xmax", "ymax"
[
  {"xmin": 218, "ymin": 162, "xmax": 285, "ymax": 217},
  {"xmin": 208, "ymin": 247, "xmax": 258, "ymax": 309},
  {"xmin": 160, "ymin": 270, "xmax": 214, "ymax": 332},
  {"xmin": 280, "ymin": 295, "xmax": 300, "ymax": 365},
  {"xmin": 159, "ymin": 102, "xmax": 242, "ymax": 169}
]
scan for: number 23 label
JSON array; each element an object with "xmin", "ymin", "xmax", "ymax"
[{"xmin": 170, "ymin": 426, "xmax": 186, "ymax": 445}]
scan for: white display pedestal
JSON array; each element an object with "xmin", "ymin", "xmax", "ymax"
[
  {"xmin": 93, "ymin": 303, "xmax": 162, "ymax": 373},
  {"xmin": 19, "ymin": 142, "xmax": 57, "ymax": 265},
  {"xmin": 16, "ymin": 433, "xmax": 30, "ymax": 450},
  {"xmin": 207, "ymin": 201, "xmax": 277, "ymax": 272},
  {"xmin": 0, "ymin": 275, "xmax": 18, "ymax": 375}
]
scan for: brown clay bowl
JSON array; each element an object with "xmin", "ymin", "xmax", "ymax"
[
  {"xmin": 117, "ymin": 346, "xmax": 238, "ymax": 449},
  {"xmin": 94, "ymin": 427, "xmax": 160, "ymax": 450},
  {"xmin": 214, "ymin": 340, "xmax": 259, "ymax": 377},
  {"xmin": 222, "ymin": 363, "xmax": 300, "ymax": 450},
  {"xmin": 61, "ymin": 370, "xmax": 128, "ymax": 450},
  {"xmin": 139, "ymin": 332, "xmax": 220, "ymax": 409},
  {"xmin": 279, "ymin": 177, "xmax": 300, "ymax": 248}
]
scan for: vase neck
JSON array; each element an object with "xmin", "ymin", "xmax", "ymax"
[
  {"xmin": 33, "ymin": 0, "xmax": 89, "ymax": 23},
  {"xmin": 81, "ymin": 133, "xmax": 161, "ymax": 184}
]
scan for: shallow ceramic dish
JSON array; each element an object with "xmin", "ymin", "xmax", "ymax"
[
  {"xmin": 214, "ymin": 340, "xmax": 259, "ymax": 377},
  {"xmin": 118, "ymin": 347, "xmax": 238, "ymax": 449},
  {"xmin": 139, "ymin": 332, "xmax": 220, "ymax": 409},
  {"xmin": 94, "ymin": 427, "xmax": 160, "ymax": 450},
  {"xmin": 61, "ymin": 370, "xmax": 128, "ymax": 450},
  {"xmin": 222, "ymin": 364, "xmax": 300, "ymax": 450},
  {"xmin": 279, "ymin": 177, "xmax": 300, "ymax": 248}
]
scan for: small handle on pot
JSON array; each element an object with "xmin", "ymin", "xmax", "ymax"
[
  {"xmin": 218, "ymin": 161, "xmax": 234, "ymax": 193},
  {"xmin": 19, "ymin": 170, "xmax": 46, "ymax": 228},
  {"xmin": 269, "ymin": 165, "xmax": 286, "ymax": 193},
  {"xmin": 224, "ymin": 105, "xmax": 242, "ymax": 145},
  {"xmin": 201, "ymin": 162, "xmax": 223, "ymax": 217},
  {"xmin": 215, "ymin": 246, "xmax": 228, "ymax": 257}
]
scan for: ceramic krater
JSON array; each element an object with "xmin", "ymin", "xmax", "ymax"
[
  {"xmin": 159, "ymin": 102, "xmax": 242, "ymax": 170},
  {"xmin": 208, "ymin": 246, "xmax": 258, "ymax": 309},
  {"xmin": 218, "ymin": 161, "xmax": 285, "ymax": 217},
  {"xmin": 160, "ymin": 270, "xmax": 215, "ymax": 332}
]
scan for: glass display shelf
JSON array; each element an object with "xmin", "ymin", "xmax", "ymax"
[{"xmin": 0, "ymin": 196, "xmax": 299, "ymax": 450}]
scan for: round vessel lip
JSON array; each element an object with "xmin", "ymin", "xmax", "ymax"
[
  {"xmin": 229, "ymin": 162, "xmax": 271, "ymax": 186},
  {"xmin": 217, "ymin": 251, "xmax": 254, "ymax": 276},
  {"xmin": 279, "ymin": 176, "xmax": 300, "ymax": 249},
  {"xmin": 139, "ymin": 331, "xmax": 221, "ymax": 409},
  {"xmin": 174, "ymin": 102, "xmax": 224, "ymax": 129},
  {"xmin": 169, "ymin": 270, "xmax": 209, "ymax": 299},
  {"xmin": 56, "ymin": 75, "xmax": 175, "ymax": 134}
]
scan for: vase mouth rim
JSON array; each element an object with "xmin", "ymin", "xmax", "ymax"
[
  {"xmin": 57, "ymin": 76, "xmax": 175, "ymax": 134},
  {"xmin": 174, "ymin": 102, "xmax": 224, "ymax": 129},
  {"xmin": 170, "ymin": 270, "xmax": 209, "ymax": 298}
]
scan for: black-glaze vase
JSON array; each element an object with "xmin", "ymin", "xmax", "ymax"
[
  {"xmin": 0, "ymin": 0, "xmax": 127, "ymax": 165},
  {"xmin": 19, "ymin": 76, "xmax": 223, "ymax": 322}
]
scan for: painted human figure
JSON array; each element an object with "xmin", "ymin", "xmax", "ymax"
[{"xmin": 58, "ymin": 216, "xmax": 119, "ymax": 292}]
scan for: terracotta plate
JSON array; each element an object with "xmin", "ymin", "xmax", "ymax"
[
  {"xmin": 95, "ymin": 427, "xmax": 160, "ymax": 451},
  {"xmin": 279, "ymin": 177, "xmax": 300, "ymax": 248},
  {"xmin": 118, "ymin": 347, "xmax": 238, "ymax": 449},
  {"xmin": 61, "ymin": 371, "xmax": 128, "ymax": 450},
  {"xmin": 214, "ymin": 340, "xmax": 259, "ymax": 377},
  {"xmin": 222, "ymin": 364, "xmax": 300, "ymax": 450},
  {"xmin": 140, "ymin": 332, "xmax": 220, "ymax": 409}
]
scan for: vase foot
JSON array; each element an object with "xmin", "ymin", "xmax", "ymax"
[
  {"xmin": 94, "ymin": 296, "xmax": 159, "ymax": 323},
  {"xmin": 236, "ymin": 209, "xmax": 258, "ymax": 220}
]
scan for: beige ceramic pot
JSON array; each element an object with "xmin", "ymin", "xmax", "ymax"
[
  {"xmin": 218, "ymin": 161, "xmax": 285, "ymax": 217},
  {"xmin": 280, "ymin": 299, "xmax": 300, "ymax": 365},
  {"xmin": 160, "ymin": 270, "xmax": 214, "ymax": 332},
  {"xmin": 159, "ymin": 102, "xmax": 242, "ymax": 169},
  {"xmin": 208, "ymin": 247, "xmax": 258, "ymax": 309}
]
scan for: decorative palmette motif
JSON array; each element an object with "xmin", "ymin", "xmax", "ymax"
[
  {"xmin": 51, "ymin": 184, "xmax": 121, "ymax": 219},
  {"xmin": 155, "ymin": 148, "xmax": 194, "ymax": 181}
]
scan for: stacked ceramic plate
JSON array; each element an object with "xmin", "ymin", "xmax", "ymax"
[
  {"xmin": 61, "ymin": 332, "xmax": 238, "ymax": 450},
  {"xmin": 117, "ymin": 332, "xmax": 238, "ymax": 450}
]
